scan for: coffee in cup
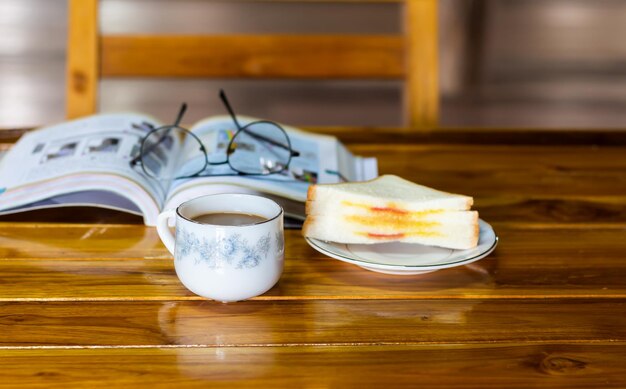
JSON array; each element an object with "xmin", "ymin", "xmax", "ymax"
[
  {"xmin": 190, "ymin": 212, "xmax": 266, "ymax": 226},
  {"xmin": 156, "ymin": 194, "xmax": 284, "ymax": 302}
]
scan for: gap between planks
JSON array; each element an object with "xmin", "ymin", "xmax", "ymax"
[
  {"xmin": 2, "ymin": 220, "xmax": 626, "ymax": 229},
  {"xmin": 1, "ymin": 339, "xmax": 625, "ymax": 351},
  {"xmin": 2, "ymin": 295, "xmax": 626, "ymax": 302}
]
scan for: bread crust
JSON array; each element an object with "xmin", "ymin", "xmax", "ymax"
[
  {"xmin": 306, "ymin": 184, "xmax": 318, "ymax": 202},
  {"xmin": 305, "ymin": 175, "xmax": 473, "ymax": 210},
  {"xmin": 301, "ymin": 215, "xmax": 315, "ymax": 237},
  {"xmin": 470, "ymin": 211, "xmax": 480, "ymax": 247},
  {"xmin": 305, "ymin": 185, "xmax": 318, "ymax": 215}
]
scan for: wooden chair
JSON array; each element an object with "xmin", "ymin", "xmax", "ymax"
[{"xmin": 66, "ymin": 0, "xmax": 438, "ymax": 129}]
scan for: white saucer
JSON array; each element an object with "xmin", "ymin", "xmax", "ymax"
[{"xmin": 305, "ymin": 219, "xmax": 498, "ymax": 275}]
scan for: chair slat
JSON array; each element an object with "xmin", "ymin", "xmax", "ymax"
[
  {"xmin": 405, "ymin": 0, "xmax": 439, "ymax": 128},
  {"xmin": 66, "ymin": 0, "xmax": 99, "ymax": 119},
  {"xmin": 101, "ymin": 35, "xmax": 405, "ymax": 79}
]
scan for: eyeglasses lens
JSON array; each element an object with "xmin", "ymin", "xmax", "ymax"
[
  {"xmin": 228, "ymin": 123, "xmax": 292, "ymax": 175},
  {"xmin": 140, "ymin": 126, "xmax": 206, "ymax": 180}
]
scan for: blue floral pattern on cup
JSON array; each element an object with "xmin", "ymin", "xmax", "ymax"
[{"xmin": 175, "ymin": 226, "xmax": 281, "ymax": 269}]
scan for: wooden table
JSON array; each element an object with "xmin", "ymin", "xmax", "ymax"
[{"xmin": 1, "ymin": 130, "xmax": 626, "ymax": 387}]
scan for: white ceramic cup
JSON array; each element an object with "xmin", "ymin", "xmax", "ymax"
[{"xmin": 156, "ymin": 194, "xmax": 284, "ymax": 302}]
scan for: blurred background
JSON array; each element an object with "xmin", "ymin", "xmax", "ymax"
[{"xmin": 1, "ymin": 0, "xmax": 626, "ymax": 128}]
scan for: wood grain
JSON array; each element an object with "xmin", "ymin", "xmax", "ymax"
[
  {"xmin": 475, "ymin": 196, "xmax": 626, "ymax": 224},
  {"xmin": 0, "ymin": 299, "xmax": 624, "ymax": 347},
  {"xmin": 352, "ymin": 144, "xmax": 626, "ymax": 196},
  {"xmin": 324, "ymin": 127, "xmax": 626, "ymax": 145},
  {"xmin": 2, "ymin": 137, "xmax": 626, "ymax": 385},
  {"xmin": 350, "ymin": 144, "xmax": 626, "ymax": 170},
  {"xmin": 66, "ymin": 0, "xmax": 98, "ymax": 118},
  {"xmin": 3, "ymin": 144, "xmax": 626, "ymax": 224},
  {"xmin": 1, "ymin": 345, "xmax": 624, "ymax": 388},
  {"xmin": 2, "ymin": 226, "xmax": 626, "ymax": 300},
  {"xmin": 7, "ymin": 127, "xmax": 626, "ymax": 145},
  {"xmin": 101, "ymin": 35, "xmax": 404, "ymax": 79},
  {"xmin": 2, "ymin": 197, "xmax": 626, "ymax": 225}
]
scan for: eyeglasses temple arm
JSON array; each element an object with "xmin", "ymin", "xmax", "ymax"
[
  {"xmin": 219, "ymin": 89, "xmax": 243, "ymax": 130},
  {"xmin": 174, "ymin": 103, "xmax": 187, "ymax": 127},
  {"xmin": 219, "ymin": 90, "xmax": 299, "ymax": 157},
  {"xmin": 325, "ymin": 169, "xmax": 349, "ymax": 182}
]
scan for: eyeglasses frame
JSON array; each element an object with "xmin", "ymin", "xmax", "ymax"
[{"xmin": 130, "ymin": 90, "xmax": 300, "ymax": 180}]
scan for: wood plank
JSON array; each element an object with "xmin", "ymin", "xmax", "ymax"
[
  {"xmin": 2, "ymin": 226, "xmax": 626, "ymax": 299},
  {"xmin": 0, "ymin": 200, "xmax": 621, "ymax": 225},
  {"xmin": 3, "ymin": 144, "xmax": 626, "ymax": 223},
  {"xmin": 66, "ymin": 0, "xmax": 98, "ymax": 118},
  {"xmin": 351, "ymin": 144, "xmax": 626, "ymax": 196},
  {"xmin": 101, "ymin": 35, "xmax": 404, "ymax": 78},
  {"xmin": 0, "ymin": 345, "xmax": 624, "ymax": 388},
  {"xmin": 6, "ymin": 128, "xmax": 626, "ymax": 145},
  {"xmin": 0, "ymin": 299, "xmax": 624, "ymax": 347},
  {"xmin": 2, "ymin": 197, "xmax": 626, "ymax": 224},
  {"xmin": 0, "ymin": 223, "xmax": 164, "ymax": 260},
  {"xmin": 350, "ymin": 144, "xmax": 626, "ymax": 170},
  {"xmin": 327, "ymin": 127, "xmax": 626, "ymax": 145},
  {"xmin": 404, "ymin": 0, "xmax": 439, "ymax": 128},
  {"xmin": 475, "ymin": 196, "xmax": 626, "ymax": 224},
  {"xmin": 0, "ymin": 207, "xmax": 144, "ymax": 224}
]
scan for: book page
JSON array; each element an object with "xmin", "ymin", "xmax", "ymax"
[
  {"xmin": 163, "ymin": 116, "xmax": 377, "ymax": 215},
  {"xmin": 0, "ymin": 113, "xmax": 177, "ymax": 210},
  {"xmin": 0, "ymin": 190, "xmax": 142, "ymax": 216},
  {"xmin": 167, "ymin": 116, "xmax": 335, "ymax": 198}
]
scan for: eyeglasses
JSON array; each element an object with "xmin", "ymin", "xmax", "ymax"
[{"xmin": 130, "ymin": 90, "xmax": 300, "ymax": 181}]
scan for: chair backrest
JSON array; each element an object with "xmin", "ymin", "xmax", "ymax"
[{"xmin": 66, "ymin": 0, "xmax": 438, "ymax": 129}]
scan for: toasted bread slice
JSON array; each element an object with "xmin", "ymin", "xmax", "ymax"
[{"xmin": 302, "ymin": 175, "xmax": 479, "ymax": 249}]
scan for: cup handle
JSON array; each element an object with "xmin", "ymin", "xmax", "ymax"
[{"xmin": 156, "ymin": 209, "xmax": 176, "ymax": 256}]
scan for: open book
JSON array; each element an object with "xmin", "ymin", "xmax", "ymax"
[{"xmin": 0, "ymin": 113, "xmax": 377, "ymax": 226}]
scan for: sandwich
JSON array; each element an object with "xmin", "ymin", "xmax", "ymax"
[{"xmin": 302, "ymin": 175, "xmax": 479, "ymax": 249}]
